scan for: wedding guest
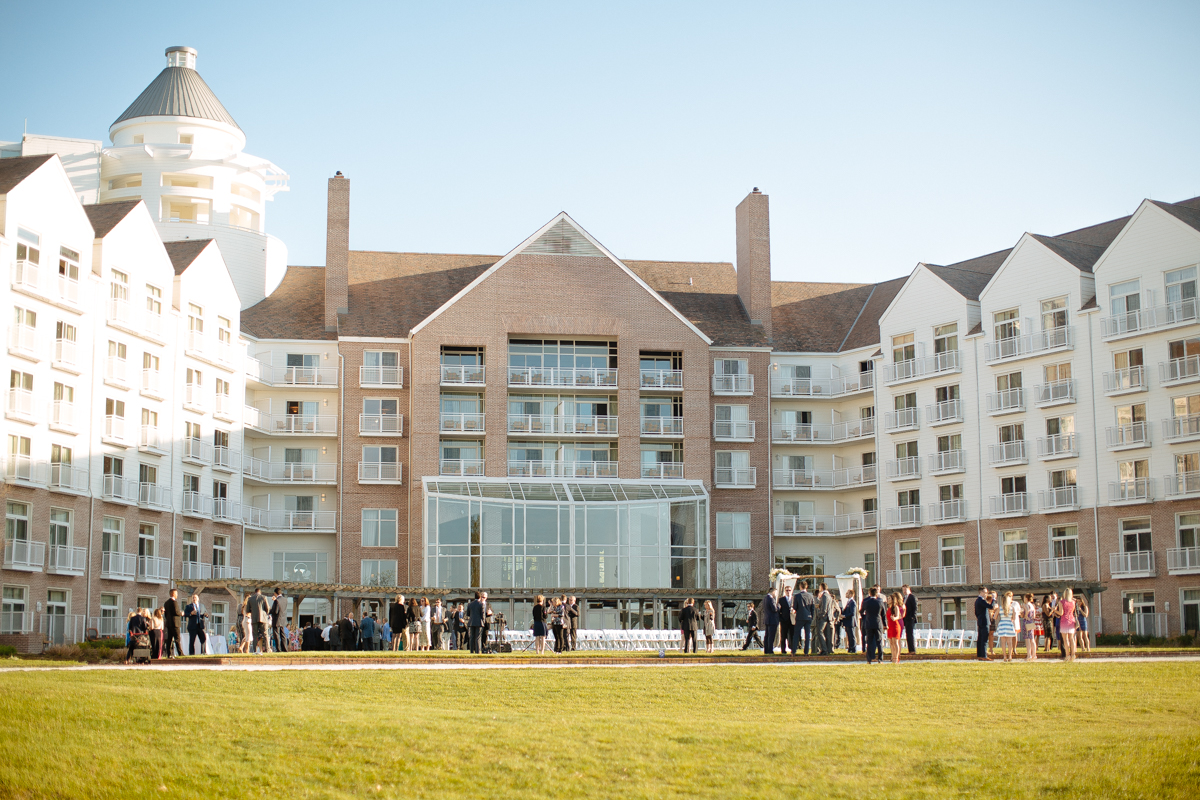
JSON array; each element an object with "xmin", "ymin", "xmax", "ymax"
[
  {"xmin": 1040, "ymin": 594, "xmax": 1056, "ymax": 654},
  {"xmin": 996, "ymin": 591, "xmax": 1018, "ymax": 662},
  {"xmin": 1023, "ymin": 593, "xmax": 1039, "ymax": 661},
  {"xmin": 532, "ymin": 595, "xmax": 548, "ymax": 655},
  {"xmin": 792, "ymin": 581, "xmax": 815, "ymax": 656},
  {"xmin": 703, "ymin": 600, "xmax": 717, "ymax": 654},
  {"xmin": 126, "ymin": 608, "xmax": 149, "ymax": 664},
  {"xmin": 550, "ymin": 597, "xmax": 566, "ymax": 653},
  {"xmin": 886, "ymin": 592, "xmax": 904, "ymax": 664},
  {"xmin": 860, "ymin": 586, "xmax": 885, "ymax": 664},
  {"xmin": 1076, "ymin": 595, "xmax": 1090, "ymax": 653},
  {"xmin": 778, "ymin": 585, "xmax": 794, "ymax": 655},
  {"xmin": 741, "ymin": 601, "xmax": 762, "ymax": 651},
  {"xmin": 1058, "ymin": 589, "xmax": 1078, "ymax": 662},
  {"xmin": 149, "ymin": 607, "xmax": 165, "ymax": 660},
  {"xmin": 678, "ymin": 598, "xmax": 699, "ymax": 654},
  {"xmin": 841, "ymin": 589, "xmax": 858, "ymax": 654},
  {"xmin": 974, "ymin": 587, "xmax": 993, "ymax": 661}
]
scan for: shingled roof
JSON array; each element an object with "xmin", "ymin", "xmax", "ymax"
[
  {"xmin": 84, "ymin": 200, "xmax": 142, "ymax": 238},
  {"xmin": 241, "ymin": 266, "xmax": 337, "ymax": 341},
  {"xmin": 0, "ymin": 154, "xmax": 53, "ymax": 194},
  {"xmin": 1150, "ymin": 199, "xmax": 1200, "ymax": 235},
  {"xmin": 1030, "ymin": 234, "xmax": 1106, "ymax": 273},
  {"xmin": 163, "ymin": 239, "xmax": 214, "ymax": 275}
]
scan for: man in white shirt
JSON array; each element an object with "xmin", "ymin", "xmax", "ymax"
[{"xmin": 431, "ymin": 599, "xmax": 445, "ymax": 650}]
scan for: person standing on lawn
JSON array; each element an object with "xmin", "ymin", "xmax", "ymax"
[
  {"xmin": 454, "ymin": 602, "xmax": 467, "ymax": 650},
  {"xmin": 149, "ymin": 607, "xmax": 165, "ymax": 660},
  {"xmin": 244, "ymin": 588, "xmax": 272, "ymax": 654},
  {"xmin": 1049, "ymin": 591, "xmax": 1064, "ymax": 658},
  {"xmin": 1023, "ymin": 593, "xmax": 1040, "ymax": 661},
  {"xmin": 532, "ymin": 595, "xmax": 548, "ymax": 655},
  {"xmin": 902, "ymin": 584, "xmax": 918, "ymax": 654},
  {"xmin": 974, "ymin": 587, "xmax": 993, "ymax": 661},
  {"xmin": 338, "ymin": 611, "xmax": 357, "ymax": 654},
  {"xmin": 1076, "ymin": 595, "xmax": 1090, "ymax": 653},
  {"xmin": 741, "ymin": 601, "xmax": 762, "ymax": 651},
  {"xmin": 703, "ymin": 600, "xmax": 717, "ymax": 654},
  {"xmin": 185, "ymin": 593, "xmax": 208, "ymax": 656},
  {"xmin": 761, "ymin": 588, "xmax": 780, "ymax": 655},
  {"xmin": 162, "ymin": 589, "xmax": 183, "ymax": 659},
  {"xmin": 814, "ymin": 584, "xmax": 836, "ymax": 656},
  {"xmin": 565, "ymin": 596, "xmax": 579, "ymax": 652},
  {"xmin": 389, "ymin": 595, "xmax": 406, "ymax": 651},
  {"xmin": 431, "ymin": 599, "xmax": 445, "ymax": 650},
  {"xmin": 995, "ymin": 591, "xmax": 1018, "ymax": 662},
  {"xmin": 1058, "ymin": 589, "xmax": 1078, "ymax": 662},
  {"xmin": 269, "ymin": 589, "xmax": 288, "ymax": 653},
  {"xmin": 860, "ymin": 586, "xmax": 884, "ymax": 664},
  {"xmin": 1040, "ymin": 594, "xmax": 1055, "ymax": 654},
  {"xmin": 679, "ymin": 597, "xmax": 699, "ymax": 654},
  {"xmin": 842, "ymin": 589, "xmax": 858, "ymax": 654},
  {"xmin": 467, "ymin": 592, "xmax": 485, "ymax": 654},
  {"xmin": 778, "ymin": 585, "xmax": 794, "ymax": 655},
  {"xmin": 326, "ymin": 617, "xmax": 340, "ymax": 651},
  {"xmin": 550, "ymin": 597, "xmax": 566, "ymax": 653},
  {"xmin": 792, "ymin": 580, "xmax": 815, "ymax": 656},
  {"xmin": 886, "ymin": 592, "xmax": 905, "ymax": 664}
]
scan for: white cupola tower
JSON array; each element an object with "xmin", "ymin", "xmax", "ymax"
[{"xmin": 99, "ymin": 46, "xmax": 290, "ymax": 306}]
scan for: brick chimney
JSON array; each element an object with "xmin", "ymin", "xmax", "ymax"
[
  {"xmin": 736, "ymin": 188, "xmax": 771, "ymax": 341},
  {"xmin": 324, "ymin": 172, "xmax": 350, "ymax": 332}
]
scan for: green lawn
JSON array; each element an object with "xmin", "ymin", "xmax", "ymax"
[{"xmin": 0, "ymin": 661, "xmax": 1197, "ymax": 799}]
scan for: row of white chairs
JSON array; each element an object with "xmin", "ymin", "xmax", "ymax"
[
  {"xmin": 914, "ymin": 628, "xmax": 979, "ymax": 651},
  {"xmin": 492, "ymin": 628, "xmax": 747, "ymax": 652}
]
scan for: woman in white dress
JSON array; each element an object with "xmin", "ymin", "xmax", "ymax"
[{"xmin": 419, "ymin": 596, "xmax": 432, "ymax": 651}]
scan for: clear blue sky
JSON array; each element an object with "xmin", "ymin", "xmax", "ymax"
[{"xmin": 4, "ymin": 1, "xmax": 1198, "ymax": 283}]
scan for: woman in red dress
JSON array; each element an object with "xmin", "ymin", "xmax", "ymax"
[{"xmin": 886, "ymin": 592, "xmax": 905, "ymax": 664}]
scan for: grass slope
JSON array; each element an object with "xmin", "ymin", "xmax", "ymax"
[{"xmin": 0, "ymin": 662, "xmax": 1197, "ymax": 799}]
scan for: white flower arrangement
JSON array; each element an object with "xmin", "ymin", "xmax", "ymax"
[
  {"xmin": 769, "ymin": 567, "xmax": 796, "ymax": 582},
  {"xmin": 844, "ymin": 567, "xmax": 869, "ymax": 579}
]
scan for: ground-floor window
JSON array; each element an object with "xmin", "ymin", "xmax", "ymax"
[
  {"xmin": 362, "ymin": 560, "xmax": 398, "ymax": 587},
  {"xmin": 1, "ymin": 586, "xmax": 27, "ymax": 633},
  {"xmin": 774, "ymin": 555, "xmax": 824, "ymax": 577},
  {"xmin": 941, "ymin": 599, "xmax": 958, "ymax": 630},
  {"xmin": 715, "ymin": 561, "xmax": 752, "ymax": 589},
  {"xmin": 1182, "ymin": 589, "xmax": 1199, "ymax": 635}
]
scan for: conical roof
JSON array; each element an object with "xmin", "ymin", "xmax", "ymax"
[{"xmin": 112, "ymin": 66, "xmax": 240, "ymax": 130}]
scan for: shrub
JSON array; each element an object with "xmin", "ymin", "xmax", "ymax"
[
  {"xmin": 44, "ymin": 644, "xmax": 84, "ymax": 661},
  {"xmin": 104, "ymin": 648, "xmax": 126, "ymax": 662},
  {"xmin": 0, "ymin": 645, "xmax": 17, "ymax": 657},
  {"xmin": 81, "ymin": 638, "xmax": 125, "ymax": 650}
]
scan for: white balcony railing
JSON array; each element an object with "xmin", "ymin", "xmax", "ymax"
[
  {"xmin": 141, "ymin": 369, "xmax": 161, "ymax": 395},
  {"xmin": 926, "ymin": 399, "xmax": 963, "ymax": 425},
  {"xmin": 990, "ymin": 560, "xmax": 1029, "ymax": 583},
  {"xmin": 183, "ymin": 491, "xmax": 214, "ymax": 517},
  {"xmin": 242, "ymin": 458, "xmax": 338, "ymax": 484},
  {"xmin": 1037, "ymin": 434, "xmax": 1077, "ymax": 459},
  {"xmin": 771, "ymin": 418, "xmax": 874, "ymax": 444},
  {"xmin": 1039, "ymin": 556, "xmax": 1082, "ymax": 580},
  {"xmin": 180, "ymin": 562, "xmax": 243, "ymax": 581},
  {"xmin": 1035, "ymin": 379, "xmax": 1076, "ymax": 406},
  {"xmin": 440, "ymin": 459, "xmax": 486, "ymax": 477},
  {"xmin": 51, "ymin": 400, "xmax": 74, "ymax": 429},
  {"xmin": 770, "ymin": 371, "xmax": 873, "ymax": 398},
  {"xmin": 1101, "ymin": 298, "xmax": 1198, "ymax": 339},
  {"xmin": 1106, "ymin": 422, "xmax": 1150, "ymax": 449},
  {"xmin": 506, "ymin": 460, "xmax": 620, "ymax": 479},
  {"xmin": 8, "ymin": 323, "xmax": 36, "ymax": 354},
  {"xmin": 886, "ymin": 457, "xmax": 921, "ymax": 481},
  {"xmin": 214, "ymin": 393, "xmax": 233, "ymax": 418},
  {"xmin": 245, "ymin": 358, "xmax": 339, "ymax": 387},
  {"xmin": 773, "ymin": 512, "xmax": 877, "ymax": 535},
  {"xmin": 144, "ymin": 313, "xmax": 163, "ymax": 339},
  {"xmin": 640, "ymin": 369, "xmax": 683, "ymax": 390},
  {"xmin": 1167, "ymin": 547, "xmax": 1200, "ymax": 575},
  {"xmin": 242, "ymin": 507, "xmax": 337, "ymax": 532},
  {"xmin": 1103, "ymin": 366, "xmax": 1147, "ymax": 394},
  {"xmin": 928, "ymin": 565, "xmax": 967, "ymax": 586},
  {"xmin": 640, "ymin": 417, "xmax": 684, "ymax": 436},
  {"xmin": 1164, "ymin": 414, "xmax": 1200, "ymax": 442},
  {"xmin": 48, "ymin": 463, "xmax": 88, "ymax": 494},
  {"xmin": 1109, "ymin": 479, "xmax": 1155, "ymax": 504},
  {"xmin": 507, "ymin": 367, "xmax": 617, "ymax": 389},
  {"xmin": 985, "ymin": 326, "xmax": 1073, "ymax": 362},
  {"xmin": 360, "ymin": 414, "xmax": 404, "ymax": 435},
  {"xmin": 103, "ymin": 415, "xmax": 126, "ymax": 442},
  {"xmin": 184, "ymin": 382, "xmax": 203, "ymax": 409},
  {"xmin": 3, "ymin": 539, "xmax": 46, "ymax": 571},
  {"xmin": 183, "ymin": 437, "xmax": 213, "ymax": 463},
  {"xmin": 53, "ymin": 338, "xmax": 77, "ymax": 368},
  {"xmin": 108, "ymin": 298, "xmax": 133, "ymax": 327},
  {"xmin": 0, "ymin": 610, "xmax": 34, "ymax": 634},
  {"xmin": 640, "ymin": 462, "xmax": 685, "ymax": 480},
  {"xmin": 139, "ymin": 426, "xmax": 164, "ymax": 452},
  {"xmin": 1110, "ymin": 550, "xmax": 1155, "ymax": 577},
  {"xmin": 883, "ymin": 408, "xmax": 919, "ymax": 432},
  {"xmin": 929, "ymin": 449, "xmax": 966, "ymax": 474},
  {"xmin": 6, "ymin": 388, "xmax": 34, "ymax": 418},
  {"xmin": 989, "ymin": 493, "xmax": 1030, "ymax": 516},
  {"xmin": 359, "ymin": 462, "xmax": 403, "ymax": 483},
  {"xmin": 245, "ymin": 409, "xmax": 339, "ymax": 435},
  {"xmin": 213, "ymin": 498, "xmax": 241, "ymax": 523},
  {"xmin": 885, "ymin": 506, "xmax": 921, "ymax": 528},
  {"xmin": 102, "ymin": 475, "xmax": 139, "ymax": 503},
  {"xmin": 138, "ymin": 482, "xmax": 172, "ymax": 510},
  {"xmin": 714, "ymin": 467, "xmax": 756, "ymax": 488},
  {"xmin": 441, "ymin": 412, "xmax": 487, "ymax": 434},
  {"xmin": 46, "ymin": 544, "xmax": 87, "ymax": 575},
  {"xmin": 360, "ymin": 365, "xmax": 403, "ymax": 387},
  {"xmin": 213, "ymin": 446, "xmax": 237, "ymax": 471},
  {"xmin": 40, "ymin": 613, "xmax": 86, "ymax": 645},
  {"xmin": 1038, "ymin": 486, "xmax": 1079, "ymax": 511},
  {"xmin": 988, "ymin": 440, "xmax": 1028, "ymax": 465},
  {"xmin": 928, "ymin": 499, "xmax": 967, "ymax": 523},
  {"xmin": 57, "ymin": 276, "xmax": 80, "ymax": 305},
  {"xmin": 712, "ymin": 373, "xmax": 754, "ymax": 394},
  {"xmin": 441, "ymin": 364, "xmax": 486, "ymax": 385},
  {"xmin": 1161, "ymin": 355, "xmax": 1200, "ymax": 385},
  {"xmin": 986, "ymin": 387, "xmax": 1025, "ymax": 415},
  {"xmin": 886, "ymin": 569, "xmax": 922, "ymax": 587},
  {"xmin": 884, "ymin": 351, "xmax": 961, "ymax": 384},
  {"xmin": 105, "ymin": 357, "xmax": 128, "ymax": 386},
  {"xmin": 772, "ymin": 464, "xmax": 876, "ymax": 490},
  {"xmin": 137, "ymin": 555, "xmax": 172, "ymax": 583},
  {"xmin": 1125, "ymin": 612, "xmax": 1169, "ymax": 638},
  {"xmin": 714, "ymin": 420, "xmax": 755, "ymax": 440},
  {"xmin": 100, "ymin": 550, "xmax": 137, "ymax": 580},
  {"xmin": 11, "ymin": 259, "xmax": 39, "ymax": 293},
  {"xmin": 1165, "ymin": 471, "xmax": 1200, "ymax": 497},
  {"xmin": 4, "ymin": 456, "xmax": 49, "ymax": 485}
]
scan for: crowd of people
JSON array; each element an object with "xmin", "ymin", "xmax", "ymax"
[{"xmin": 123, "ymin": 588, "xmax": 215, "ymax": 662}]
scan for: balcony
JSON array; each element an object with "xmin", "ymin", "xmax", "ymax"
[
  {"xmin": 183, "ymin": 437, "xmax": 213, "ymax": 464},
  {"xmin": 214, "ymin": 393, "xmax": 234, "ymax": 419},
  {"xmin": 244, "ymin": 507, "xmax": 338, "ymax": 532},
  {"xmin": 57, "ymin": 275, "xmax": 80, "ymax": 307},
  {"xmin": 441, "ymin": 412, "xmax": 487, "ymax": 434},
  {"xmin": 1103, "ymin": 366, "xmax": 1147, "ymax": 395},
  {"xmin": 3, "ymin": 539, "xmax": 45, "ymax": 571},
  {"xmin": 243, "ymin": 458, "xmax": 338, "ymax": 485},
  {"xmin": 886, "ymin": 569, "xmax": 921, "ymax": 587},
  {"xmin": 213, "ymin": 498, "xmax": 241, "ymax": 523},
  {"xmin": 1038, "ymin": 486, "xmax": 1080, "ymax": 512},
  {"xmin": 184, "ymin": 382, "xmax": 204, "ymax": 410},
  {"xmin": 984, "ymin": 326, "xmax": 1073, "ymax": 362},
  {"xmin": 100, "ymin": 550, "xmax": 137, "ymax": 580},
  {"xmin": 926, "ymin": 399, "xmax": 963, "ymax": 426},
  {"xmin": 41, "ymin": 613, "xmax": 86, "ymax": 645},
  {"xmin": 11, "ymin": 258, "xmax": 40, "ymax": 294},
  {"xmin": 1110, "ymin": 550, "xmax": 1155, "ymax": 578},
  {"xmin": 640, "ymin": 462, "xmax": 685, "ymax": 480},
  {"xmin": 986, "ymin": 388, "xmax": 1025, "ymax": 415},
  {"xmin": 1106, "ymin": 422, "xmax": 1150, "ymax": 450},
  {"xmin": 441, "ymin": 364, "xmax": 486, "ymax": 386},
  {"xmin": 48, "ymin": 463, "xmax": 88, "ymax": 494},
  {"xmin": 883, "ymin": 408, "xmax": 919, "ymax": 433},
  {"xmin": 137, "ymin": 555, "xmax": 171, "ymax": 584},
  {"xmin": 640, "ymin": 369, "xmax": 683, "ymax": 391},
  {"xmin": 440, "ymin": 459, "xmax": 486, "ymax": 477},
  {"xmin": 244, "ymin": 408, "xmax": 339, "ymax": 436},
  {"xmin": 507, "ymin": 460, "xmax": 619, "ymax": 479},
  {"xmin": 508, "ymin": 367, "xmax": 617, "ymax": 390},
  {"xmin": 4, "ymin": 456, "xmax": 48, "ymax": 486},
  {"xmin": 1164, "ymin": 414, "xmax": 1200, "ymax": 443},
  {"xmin": 886, "ymin": 457, "xmax": 921, "ymax": 482},
  {"xmin": 360, "ymin": 414, "xmax": 404, "ymax": 435},
  {"xmin": 213, "ymin": 446, "xmax": 238, "ymax": 472},
  {"xmin": 103, "ymin": 415, "xmax": 127, "ymax": 445},
  {"xmin": 770, "ymin": 371, "xmax": 873, "ymax": 398},
  {"xmin": 1124, "ymin": 612, "xmax": 1169, "ymax": 638},
  {"xmin": 929, "ymin": 449, "xmax": 966, "ymax": 475},
  {"xmin": 883, "ymin": 351, "xmax": 961, "ymax": 385},
  {"xmin": 713, "ymin": 420, "xmax": 755, "ymax": 441},
  {"xmin": 506, "ymin": 414, "xmax": 619, "ymax": 436},
  {"xmin": 53, "ymin": 338, "xmax": 78, "ymax": 370},
  {"xmin": 137, "ymin": 426, "xmax": 164, "ymax": 454},
  {"xmin": 988, "ymin": 440, "xmax": 1028, "ymax": 466},
  {"xmin": 1035, "ymin": 379, "xmax": 1076, "ymax": 407},
  {"xmin": 1039, "ymin": 556, "xmax": 1082, "ymax": 580},
  {"xmin": 771, "ymin": 418, "xmax": 874, "ymax": 444},
  {"xmin": 885, "ymin": 506, "xmax": 921, "ymax": 528},
  {"xmin": 1101, "ymin": 298, "xmax": 1198, "ymax": 339},
  {"xmin": 50, "ymin": 401, "xmax": 75, "ymax": 431},
  {"xmin": 141, "ymin": 369, "xmax": 162, "ymax": 397},
  {"xmin": 928, "ymin": 499, "xmax": 967, "ymax": 524},
  {"xmin": 1166, "ymin": 547, "xmax": 1200, "ymax": 575},
  {"xmin": 990, "ymin": 560, "xmax": 1029, "ymax": 583},
  {"xmin": 102, "ymin": 475, "xmax": 139, "ymax": 504},
  {"xmin": 1165, "ymin": 471, "xmax": 1200, "ymax": 498},
  {"xmin": 360, "ymin": 365, "xmax": 403, "ymax": 387},
  {"xmin": 640, "ymin": 417, "xmax": 684, "ymax": 437},
  {"xmin": 1037, "ymin": 434, "xmax": 1077, "ymax": 460},
  {"xmin": 137, "ymin": 482, "xmax": 172, "ymax": 510},
  {"xmin": 105, "ymin": 357, "xmax": 129, "ymax": 387},
  {"xmin": 773, "ymin": 512, "xmax": 877, "ymax": 536},
  {"xmin": 1109, "ymin": 478, "xmax": 1154, "ymax": 504},
  {"xmin": 928, "ymin": 565, "xmax": 967, "ymax": 586},
  {"xmin": 144, "ymin": 313, "xmax": 163, "ymax": 341},
  {"xmin": 359, "ymin": 461, "xmax": 403, "ymax": 484},
  {"xmin": 180, "ymin": 562, "xmax": 243, "ymax": 581},
  {"xmin": 183, "ymin": 491, "xmax": 214, "ymax": 518},
  {"xmin": 107, "ymin": 298, "xmax": 133, "ymax": 329},
  {"xmin": 712, "ymin": 373, "xmax": 753, "ymax": 395},
  {"xmin": 5, "ymin": 388, "xmax": 34, "ymax": 420},
  {"xmin": 46, "ymin": 544, "xmax": 87, "ymax": 576},
  {"xmin": 714, "ymin": 467, "xmax": 756, "ymax": 488},
  {"xmin": 772, "ymin": 464, "xmax": 876, "ymax": 490},
  {"xmin": 989, "ymin": 493, "xmax": 1030, "ymax": 517},
  {"xmin": 8, "ymin": 323, "xmax": 36, "ymax": 357},
  {"xmin": 245, "ymin": 357, "xmax": 339, "ymax": 387},
  {"xmin": 1160, "ymin": 355, "xmax": 1200, "ymax": 386}
]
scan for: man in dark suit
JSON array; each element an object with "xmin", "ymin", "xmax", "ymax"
[
  {"xmin": 244, "ymin": 587, "xmax": 272, "ymax": 653},
  {"xmin": 860, "ymin": 586, "xmax": 884, "ymax": 663},
  {"xmin": 814, "ymin": 584, "xmax": 836, "ymax": 655},
  {"xmin": 842, "ymin": 589, "xmax": 858, "ymax": 654},
  {"xmin": 162, "ymin": 589, "xmax": 183, "ymax": 658},
  {"xmin": 269, "ymin": 588, "xmax": 289, "ymax": 653},
  {"xmin": 301, "ymin": 620, "xmax": 323, "ymax": 651},
  {"xmin": 389, "ymin": 594, "xmax": 406, "ymax": 651},
  {"xmin": 565, "ymin": 596, "xmax": 579, "ymax": 651},
  {"xmin": 902, "ymin": 584, "xmax": 918, "ymax": 654},
  {"xmin": 679, "ymin": 598, "xmax": 699, "ymax": 653},
  {"xmin": 975, "ymin": 586, "xmax": 993, "ymax": 660},
  {"xmin": 184, "ymin": 593, "xmax": 207, "ymax": 655},
  {"xmin": 337, "ymin": 612, "xmax": 357, "ymax": 654},
  {"xmin": 761, "ymin": 589, "xmax": 780, "ymax": 655},
  {"xmin": 741, "ymin": 601, "xmax": 762, "ymax": 650},
  {"xmin": 791, "ymin": 581, "xmax": 815, "ymax": 655},
  {"xmin": 358, "ymin": 613, "xmax": 376, "ymax": 651},
  {"xmin": 467, "ymin": 592, "xmax": 485, "ymax": 654},
  {"xmin": 778, "ymin": 586, "xmax": 794, "ymax": 655}
]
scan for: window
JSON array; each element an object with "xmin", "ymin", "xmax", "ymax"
[
  {"xmin": 1046, "ymin": 415, "xmax": 1074, "ymax": 437},
  {"xmin": 2, "ymin": 586, "xmax": 27, "ymax": 634},
  {"xmin": 1183, "ymin": 590, "xmax": 1200, "ymax": 636},
  {"xmin": 212, "ymin": 480, "xmax": 228, "ymax": 500},
  {"xmin": 894, "ymin": 392, "xmax": 916, "ymax": 410},
  {"xmin": 938, "ymin": 484, "xmax": 963, "ymax": 502},
  {"xmin": 933, "ymin": 323, "xmax": 957, "ymax": 354},
  {"xmin": 13, "ymin": 306, "xmax": 36, "ymax": 333},
  {"xmin": 188, "ymin": 304, "xmax": 203, "ymax": 335},
  {"xmin": 110, "ymin": 270, "xmax": 129, "ymax": 302},
  {"xmin": 998, "ymin": 422, "xmax": 1024, "ymax": 443},
  {"xmin": 1180, "ymin": 513, "xmax": 1200, "ymax": 550},
  {"xmin": 1168, "ymin": 337, "xmax": 1199, "ymax": 370},
  {"xmin": 48, "ymin": 508, "xmax": 71, "ymax": 550},
  {"xmin": 361, "ymin": 560, "xmax": 398, "ymax": 587},
  {"xmin": 180, "ymin": 531, "xmax": 199, "ymax": 565},
  {"xmin": 994, "ymin": 309, "xmax": 1019, "ymax": 341},
  {"xmin": 898, "ymin": 540, "xmax": 921, "ymax": 572},
  {"xmin": 218, "ymin": 316, "xmax": 232, "ymax": 344},
  {"xmin": 363, "ymin": 351, "xmax": 400, "ymax": 382},
  {"xmin": 935, "ymin": 384, "xmax": 959, "ymax": 403},
  {"xmin": 55, "ymin": 320, "xmax": 76, "ymax": 347},
  {"xmin": 1041, "ymin": 297, "xmax": 1067, "ymax": 330},
  {"xmin": 864, "ymin": 553, "xmax": 876, "ymax": 587},
  {"xmin": 714, "ymin": 404, "xmax": 750, "ymax": 439},
  {"xmin": 50, "ymin": 444, "xmax": 71, "ymax": 467},
  {"xmin": 1110, "ymin": 280, "xmax": 1141, "ymax": 319},
  {"xmin": 273, "ymin": 552, "xmax": 328, "ymax": 583},
  {"xmin": 363, "ymin": 445, "xmax": 398, "ymax": 464},
  {"xmin": 183, "ymin": 474, "xmax": 200, "ymax": 494},
  {"xmin": 100, "ymin": 593, "xmax": 119, "ymax": 629},
  {"xmin": 715, "ymin": 450, "xmax": 750, "ymax": 482},
  {"xmin": 997, "ymin": 372, "xmax": 1022, "ymax": 394},
  {"xmin": 5, "ymin": 501, "xmax": 29, "ymax": 543},
  {"xmin": 774, "ymin": 555, "xmax": 825, "ymax": 577},
  {"xmin": 1051, "ymin": 525, "xmax": 1078, "ymax": 559},
  {"xmin": 941, "ymin": 600, "xmax": 958, "ymax": 629},
  {"xmin": 102, "ymin": 455, "xmax": 123, "ymax": 479},
  {"xmin": 716, "ymin": 512, "xmax": 751, "ymax": 549},
  {"xmin": 139, "ymin": 464, "xmax": 157, "ymax": 485},
  {"xmin": 138, "ymin": 524, "xmax": 157, "ymax": 559},
  {"xmin": 364, "ymin": 397, "xmax": 399, "ymax": 417},
  {"xmin": 715, "ymin": 561, "xmax": 752, "ymax": 590},
  {"xmin": 1165, "ymin": 266, "xmax": 1197, "ymax": 309},
  {"xmin": 937, "ymin": 433, "xmax": 961, "ymax": 453},
  {"xmin": 1001, "ymin": 529, "xmax": 1028, "ymax": 562},
  {"xmin": 714, "ymin": 358, "xmax": 746, "ymax": 375},
  {"xmin": 105, "ymin": 398, "xmax": 125, "ymax": 419},
  {"xmin": 896, "ymin": 441, "xmax": 918, "ymax": 459},
  {"xmin": 1000, "ymin": 475, "xmax": 1026, "ymax": 495},
  {"xmin": 57, "ymin": 246, "xmax": 79, "ymax": 280},
  {"xmin": 940, "ymin": 535, "xmax": 965, "ymax": 567},
  {"xmin": 1119, "ymin": 459, "xmax": 1149, "ymax": 482},
  {"xmin": 1049, "ymin": 468, "xmax": 1077, "ymax": 489},
  {"xmin": 16, "ymin": 227, "xmax": 40, "ymax": 265},
  {"xmin": 178, "ymin": 134, "xmax": 194, "ymax": 145},
  {"xmin": 1172, "ymin": 393, "xmax": 1200, "ymax": 426},
  {"xmin": 101, "ymin": 517, "xmax": 123, "ymax": 553},
  {"xmin": 892, "ymin": 332, "xmax": 915, "ymax": 363},
  {"xmin": 213, "ymin": 535, "xmax": 229, "ymax": 569},
  {"xmin": 897, "ymin": 489, "xmax": 919, "ymax": 507},
  {"xmin": 1114, "ymin": 347, "xmax": 1144, "ymax": 374},
  {"xmin": 362, "ymin": 509, "xmax": 398, "ymax": 547},
  {"xmin": 1044, "ymin": 362, "xmax": 1071, "ymax": 382},
  {"xmin": 210, "ymin": 602, "xmax": 227, "ymax": 633},
  {"xmin": 1120, "ymin": 518, "xmax": 1151, "ymax": 553}
]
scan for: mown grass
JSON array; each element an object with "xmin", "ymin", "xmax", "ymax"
[{"xmin": 0, "ymin": 661, "xmax": 1197, "ymax": 799}]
